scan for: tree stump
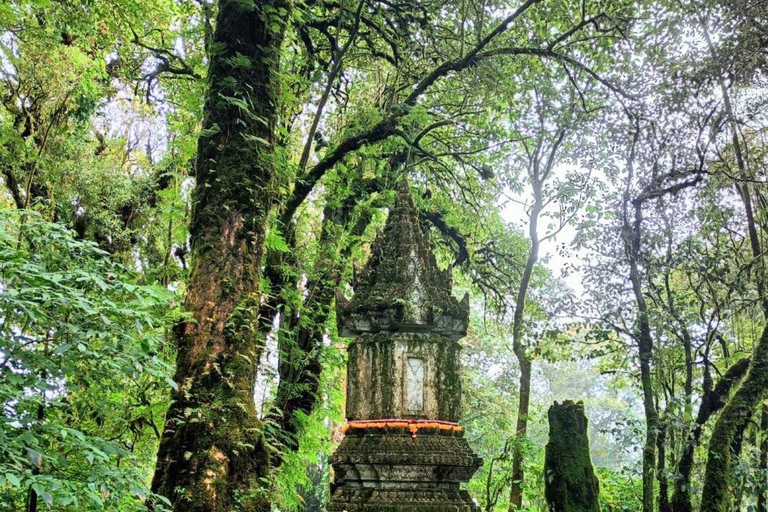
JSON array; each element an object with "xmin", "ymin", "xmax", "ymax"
[{"xmin": 544, "ymin": 400, "xmax": 600, "ymax": 512}]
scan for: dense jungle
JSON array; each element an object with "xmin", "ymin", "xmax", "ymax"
[{"xmin": 1, "ymin": 0, "xmax": 768, "ymax": 511}]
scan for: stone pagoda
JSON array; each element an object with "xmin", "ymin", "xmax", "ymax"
[{"xmin": 329, "ymin": 181, "xmax": 482, "ymax": 512}]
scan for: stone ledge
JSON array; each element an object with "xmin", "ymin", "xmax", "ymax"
[{"xmin": 328, "ymin": 488, "xmax": 480, "ymax": 512}]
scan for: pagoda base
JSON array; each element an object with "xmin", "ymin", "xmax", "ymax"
[
  {"xmin": 327, "ymin": 488, "xmax": 479, "ymax": 512},
  {"xmin": 329, "ymin": 425, "xmax": 481, "ymax": 512}
]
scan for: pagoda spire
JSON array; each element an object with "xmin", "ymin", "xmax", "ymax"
[{"xmin": 338, "ymin": 180, "xmax": 469, "ymax": 340}]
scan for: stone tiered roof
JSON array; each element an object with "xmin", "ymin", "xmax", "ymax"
[{"xmin": 337, "ymin": 181, "xmax": 469, "ymax": 340}]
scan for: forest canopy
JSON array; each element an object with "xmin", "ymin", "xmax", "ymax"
[{"xmin": 1, "ymin": 0, "xmax": 767, "ymax": 512}]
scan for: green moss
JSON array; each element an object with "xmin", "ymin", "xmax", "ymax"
[
  {"xmin": 701, "ymin": 324, "xmax": 768, "ymax": 512},
  {"xmin": 544, "ymin": 400, "xmax": 600, "ymax": 512}
]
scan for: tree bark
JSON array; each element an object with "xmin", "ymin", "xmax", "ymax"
[
  {"xmin": 701, "ymin": 325, "xmax": 768, "ymax": 512},
  {"xmin": 151, "ymin": 2, "xmax": 288, "ymax": 511},
  {"xmin": 671, "ymin": 357, "xmax": 749, "ymax": 512},
  {"xmin": 759, "ymin": 405, "xmax": 768, "ymax": 512}
]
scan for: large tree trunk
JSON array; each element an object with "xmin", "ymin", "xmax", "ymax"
[
  {"xmin": 151, "ymin": 2, "xmax": 287, "ymax": 511},
  {"xmin": 701, "ymin": 325, "xmax": 768, "ymax": 512}
]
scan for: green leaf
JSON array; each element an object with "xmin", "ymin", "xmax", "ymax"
[
  {"xmin": 265, "ymin": 227, "xmax": 290, "ymax": 253},
  {"xmin": 165, "ymin": 376, "xmax": 179, "ymax": 390},
  {"xmin": 5, "ymin": 473, "xmax": 20, "ymax": 487},
  {"xmin": 242, "ymin": 133, "xmax": 270, "ymax": 145},
  {"xmin": 40, "ymin": 490, "xmax": 53, "ymax": 507}
]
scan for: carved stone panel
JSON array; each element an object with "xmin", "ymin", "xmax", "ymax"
[{"xmin": 405, "ymin": 356, "xmax": 425, "ymax": 413}]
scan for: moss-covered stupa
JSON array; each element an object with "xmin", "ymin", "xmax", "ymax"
[{"xmin": 328, "ymin": 181, "xmax": 481, "ymax": 512}]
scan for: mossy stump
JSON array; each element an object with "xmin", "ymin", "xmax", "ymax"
[
  {"xmin": 329, "ymin": 181, "xmax": 481, "ymax": 512},
  {"xmin": 544, "ymin": 400, "xmax": 600, "ymax": 512}
]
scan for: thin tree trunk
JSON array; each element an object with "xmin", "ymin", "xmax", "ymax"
[
  {"xmin": 658, "ymin": 415, "xmax": 671, "ymax": 512},
  {"xmin": 508, "ymin": 127, "xmax": 565, "ymax": 511},
  {"xmin": 509, "ymin": 355, "xmax": 532, "ymax": 508},
  {"xmin": 25, "ymin": 341, "xmax": 48, "ymax": 512},
  {"xmin": 25, "ymin": 401, "xmax": 44, "ymax": 512},
  {"xmin": 620, "ymin": 121, "xmax": 705, "ymax": 512},
  {"xmin": 508, "ymin": 198, "xmax": 541, "ymax": 511},
  {"xmin": 759, "ymin": 405, "xmax": 768, "ymax": 512},
  {"xmin": 151, "ymin": 2, "xmax": 288, "ymax": 511},
  {"xmin": 621, "ymin": 125, "xmax": 658, "ymax": 512},
  {"xmin": 638, "ymin": 327, "xmax": 659, "ymax": 512},
  {"xmin": 628, "ymin": 199, "xmax": 658, "ymax": 512}
]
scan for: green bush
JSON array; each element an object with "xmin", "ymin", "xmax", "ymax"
[{"xmin": 0, "ymin": 209, "xmax": 178, "ymax": 511}]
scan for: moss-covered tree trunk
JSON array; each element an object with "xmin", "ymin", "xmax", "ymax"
[
  {"xmin": 671, "ymin": 357, "xmax": 749, "ymax": 512},
  {"xmin": 264, "ymin": 168, "xmax": 390, "ymax": 458},
  {"xmin": 544, "ymin": 400, "xmax": 600, "ymax": 512},
  {"xmin": 698, "ymin": 13, "xmax": 768, "ymax": 510},
  {"xmin": 657, "ymin": 416, "xmax": 671, "ymax": 512},
  {"xmin": 510, "ymin": 354, "xmax": 532, "ymax": 509},
  {"xmin": 700, "ymin": 325, "xmax": 768, "ymax": 512},
  {"xmin": 269, "ymin": 194, "xmax": 371, "ymax": 451},
  {"xmin": 151, "ymin": 2, "xmax": 288, "ymax": 511}
]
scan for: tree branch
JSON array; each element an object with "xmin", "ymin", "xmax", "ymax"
[{"xmin": 422, "ymin": 210, "xmax": 470, "ymax": 267}]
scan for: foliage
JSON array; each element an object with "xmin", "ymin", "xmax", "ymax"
[{"xmin": 0, "ymin": 208, "xmax": 178, "ymax": 511}]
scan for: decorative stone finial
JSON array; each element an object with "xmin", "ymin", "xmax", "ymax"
[{"xmin": 337, "ymin": 181, "xmax": 469, "ymax": 340}]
